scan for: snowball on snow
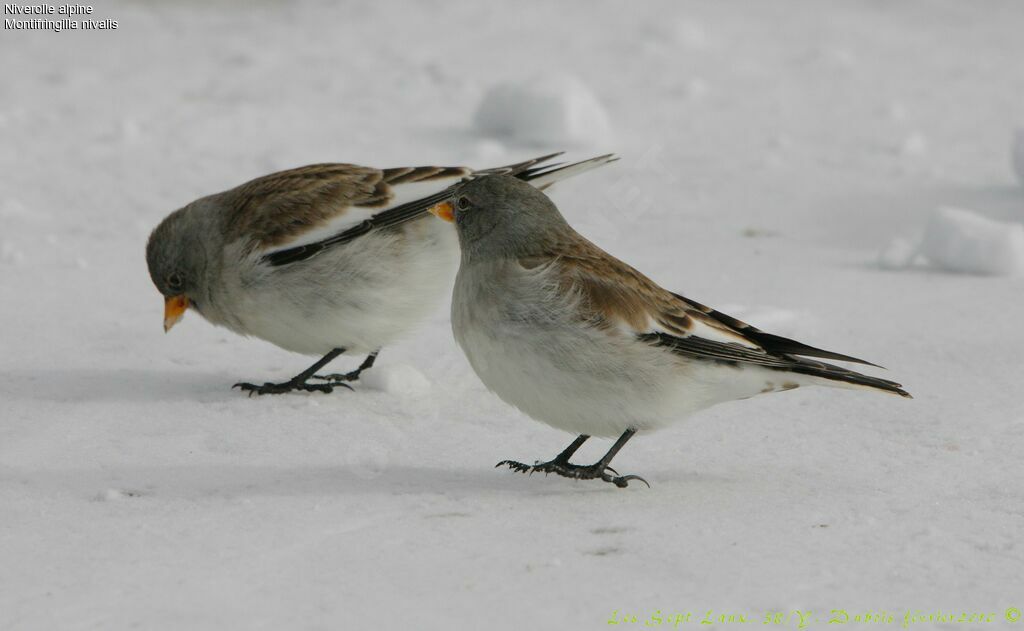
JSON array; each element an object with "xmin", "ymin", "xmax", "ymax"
[
  {"xmin": 94, "ymin": 488, "xmax": 142, "ymax": 501},
  {"xmin": 359, "ymin": 363, "xmax": 431, "ymax": 396},
  {"xmin": 1012, "ymin": 129, "xmax": 1024, "ymax": 186},
  {"xmin": 920, "ymin": 207, "xmax": 1024, "ymax": 276},
  {"xmin": 473, "ymin": 75, "xmax": 612, "ymax": 148},
  {"xmin": 898, "ymin": 132, "xmax": 928, "ymax": 157},
  {"xmin": 878, "ymin": 237, "xmax": 919, "ymax": 271}
]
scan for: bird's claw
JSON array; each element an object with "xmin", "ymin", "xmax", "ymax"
[
  {"xmin": 606, "ymin": 473, "xmax": 650, "ymax": 489},
  {"xmin": 496, "ymin": 459, "xmax": 533, "ymax": 474}
]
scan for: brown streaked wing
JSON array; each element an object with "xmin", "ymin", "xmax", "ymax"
[
  {"xmin": 537, "ymin": 234, "xmax": 759, "ymax": 347},
  {"xmin": 515, "ymin": 233, "xmax": 906, "ymax": 395},
  {"xmin": 221, "ymin": 163, "xmax": 475, "ymax": 250},
  {"xmin": 222, "ymin": 164, "xmax": 384, "ymax": 248},
  {"xmin": 537, "ymin": 233, "xmax": 879, "ymax": 368}
]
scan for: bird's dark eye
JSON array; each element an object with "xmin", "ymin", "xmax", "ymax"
[
  {"xmin": 457, "ymin": 196, "xmax": 471, "ymax": 210},
  {"xmin": 167, "ymin": 273, "xmax": 183, "ymax": 291}
]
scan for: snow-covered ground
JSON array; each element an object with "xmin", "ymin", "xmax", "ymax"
[{"xmin": 3, "ymin": 2, "xmax": 1024, "ymax": 629}]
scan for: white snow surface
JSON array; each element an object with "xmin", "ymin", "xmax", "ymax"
[{"xmin": 3, "ymin": 2, "xmax": 1024, "ymax": 629}]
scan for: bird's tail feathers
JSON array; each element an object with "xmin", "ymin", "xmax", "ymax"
[
  {"xmin": 518, "ymin": 154, "xmax": 619, "ymax": 190},
  {"xmin": 473, "ymin": 152, "xmax": 565, "ymax": 179},
  {"xmin": 788, "ymin": 357, "xmax": 912, "ymax": 398}
]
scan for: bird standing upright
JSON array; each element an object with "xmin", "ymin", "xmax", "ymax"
[
  {"xmin": 430, "ymin": 175, "xmax": 910, "ymax": 488},
  {"xmin": 146, "ymin": 153, "xmax": 616, "ymax": 395}
]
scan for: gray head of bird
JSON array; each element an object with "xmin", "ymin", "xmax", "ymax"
[
  {"xmin": 145, "ymin": 199, "xmax": 219, "ymax": 332},
  {"xmin": 427, "ymin": 174, "xmax": 572, "ymax": 261}
]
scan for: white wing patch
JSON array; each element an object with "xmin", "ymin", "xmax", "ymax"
[
  {"xmin": 636, "ymin": 313, "xmax": 761, "ymax": 349},
  {"xmin": 259, "ymin": 175, "xmax": 465, "ymax": 256},
  {"xmin": 685, "ymin": 317, "xmax": 761, "ymax": 348}
]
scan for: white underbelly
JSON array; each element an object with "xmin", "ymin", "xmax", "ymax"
[
  {"xmin": 451, "ymin": 263, "xmax": 792, "ymax": 437},
  {"xmin": 458, "ymin": 319, "xmax": 798, "ymax": 436},
  {"xmin": 221, "ymin": 218, "xmax": 458, "ymax": 355}
]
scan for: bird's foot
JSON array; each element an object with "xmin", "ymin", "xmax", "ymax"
[
  {"xmin": 312, "ymin": 369, "xmax": 366, "ymax": 383},
  {"xmin": 496, "ymin": 459, "xmax": 648, "ymax": 489},
  {"xmin": 311, "ymin": 352, "xmax": 378, "ymax": 383},
  {"xmin": 232, "ymin": 379, "xmax": 353, "ymax": 396}
]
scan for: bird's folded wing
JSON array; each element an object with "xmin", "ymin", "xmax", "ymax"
[
  {"xmin": 245, "ymin": 154, "xmax": 567, "ymax": 267},
  {"xmin": 546, "ymin": 236, "xmax": 878, "ymax": 368},
  {"xmin": 220, "ymin": 163, "xmax": 472, "ymax": 258},
  {"xmin": 666, "ymin": 292, "xmax": 880, "ymax": 366}
]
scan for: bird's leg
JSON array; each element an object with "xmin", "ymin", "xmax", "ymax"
[
  {"xmin": 498, "ymin": 429, "xmax": 649, "ymax": 488},
  {"xmin": 233, "ymin": 348, "xmax": 351, "ymax": 396},
  {"xmin": 583, "ymin": 429, "xmax": 649, "ymax": 488},
  {"xmin": 312, "ymin": 350, "xmax": 379, "ymax": 383},
  {"xmin": 497, "ymin": 434, "xmax": 590, "ymax": 474}
]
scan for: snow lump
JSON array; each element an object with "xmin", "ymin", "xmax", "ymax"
[
  {"xmin": 881, "ymin": 207, "xmax": 1024, "ymax": 276},
  {"xmin": 920, "ymin": 207, "xmax": 1024, "ymax": 276},
  {"xmin": 473, "ymin": 74, "xmax": 613, "ymax": 148}
]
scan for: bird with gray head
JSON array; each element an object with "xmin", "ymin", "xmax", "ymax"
[
  {"xmin": 146, "ymin": 153, "xmax": 616, "ymax": 395},
  {"xmin": 429, "ymin": 174, "xmax": 910, "ymax": 488}
]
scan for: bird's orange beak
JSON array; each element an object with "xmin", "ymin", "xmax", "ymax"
[
  {"xmin": 428, "ymin": 201, "xmax": 455, "ymax": 223},
  {"xmin": 164, "ymin": 295, "xmax": 189, "ymax": 332}
]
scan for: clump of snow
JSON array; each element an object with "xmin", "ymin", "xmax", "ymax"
[
  {"xmin": 898, "ymin": 131, "xmax": 929, "ymax": 157},
  {"xmin": 798, "ymin": 46, "xmax": 857, "ymax": 70},
  {"xmin": 883, "ymin": 101, "xmax": 908, "ymax": 121},
  {"xmin": 678, "ymin": 77, "xmax": 709, "ymax": 101},
  {"xmin": 473, "ymin": 75, "xmax": 612, "ymax": 148},
  {"xmin": 0, "ymin": 240, "xmax": 25, "ymax": 266},
  {"xmin": 1012, "ymin": 129, "xmax": 1024, "ymax": 186},
  {"xmin": 768, "ymin": 133, "xmax": 793, "ymax": 150},
  {"xmin": 821, "ymin": 48, "xmax": 857, "ymax": 69},
  {"xmin": 94, "ymin": 488, "xmax": 143, "ymax": 502},
  {"xmin": 669, "ymin": 20, "xmax": 709, "ymax": 50},
  {"xmin": 0, "ymin": 198, "xmax": 30, "ymax": 220},
  {"xmin": 359, "ymin": 363, "xmax": 432, "ymax": 396},
  {"xmin": 879, "ymin": 208, "xmax": 1024, "ymax": 275},
  {"xmin": 877, "ymin": 237, "xmax": 919, "ymax": 270},
  {"xmin": 341, "ymin": 440, "xmax": 391, "ymax": 480},
  {"xmin": 645, "ymin": 18, "xmax": 710, "ymax": 51},
  {"xmin": 919, "ymin": 207, "xmax": 1024, "ymax": 275}
]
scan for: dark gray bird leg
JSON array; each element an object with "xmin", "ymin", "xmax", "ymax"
[
  {"xmin": 312, "ymin": 350, "xmax": 379, "ymax": 384},
  {"xmin": 498, "ymin": 429, "xmax": 650, "ymax": 488},
  {"xmin": 233, "ymin": 348, "xmax": 352, "ymax": 396}
]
